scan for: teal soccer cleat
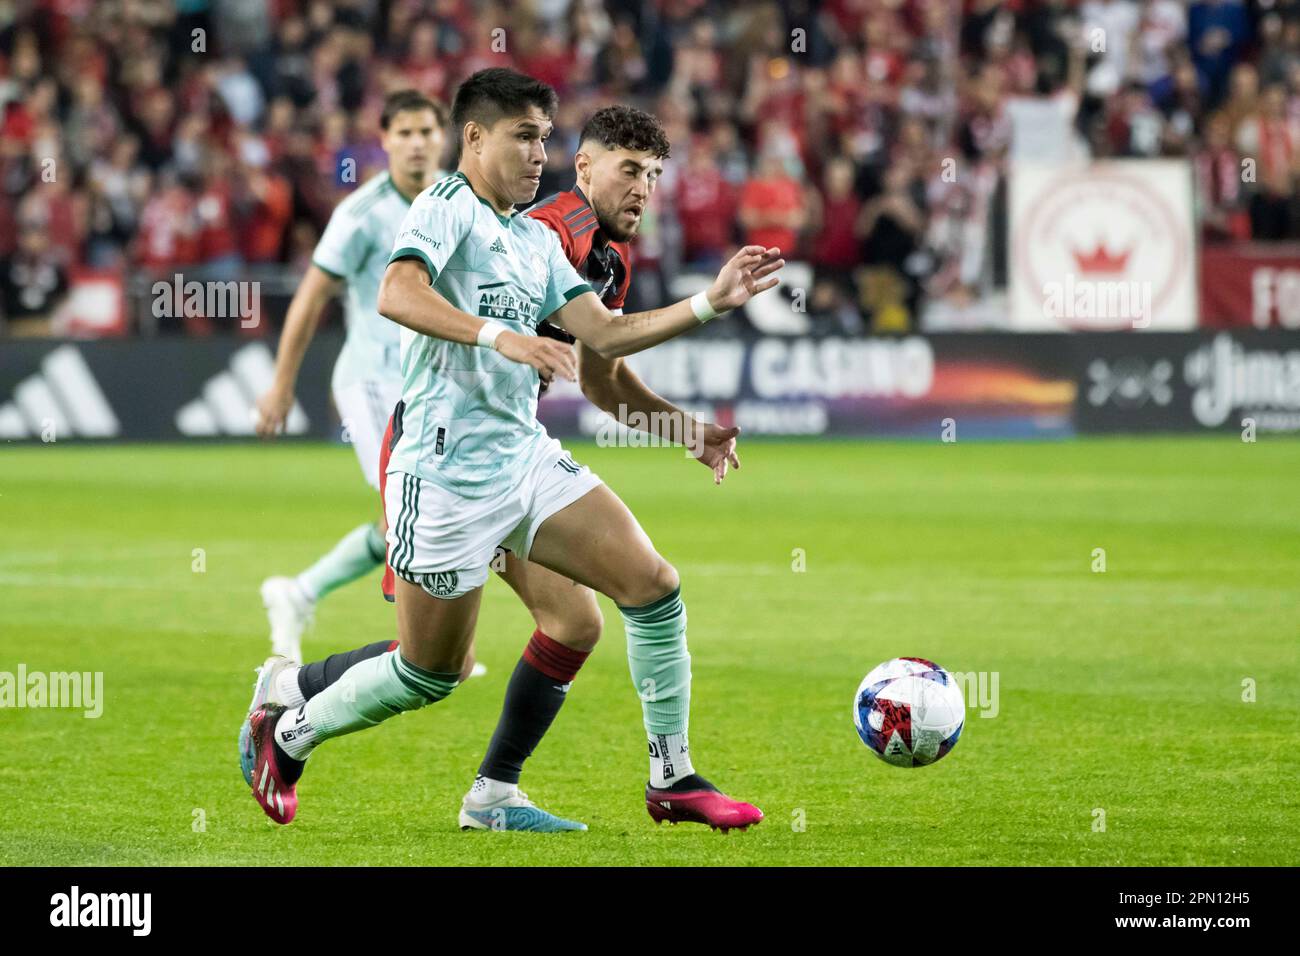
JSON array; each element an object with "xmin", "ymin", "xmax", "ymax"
[{"xmin": 458, "ymin": 788, "xmax": 587, "ymax": 832}]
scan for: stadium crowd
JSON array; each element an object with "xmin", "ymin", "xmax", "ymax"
[{"xmin": 1, "ymin": 0, "xmax": 1298, "ymax": 335}]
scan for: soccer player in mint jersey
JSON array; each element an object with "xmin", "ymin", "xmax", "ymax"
[
  {"xmin": 246, "ymin": 104, "xmax": 753, "ymax": 833},
  {"xmin": 241, "ymin": 68, "xmax": 782, "ymax": 830},
  {"xmin": 252, "ymin": 90, "xmax": 473, "ymax": 677}
]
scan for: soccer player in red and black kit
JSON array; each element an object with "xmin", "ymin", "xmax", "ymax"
[{"xmin": 245, "ymin": 105, "xmax": 762, "ymax": 832}]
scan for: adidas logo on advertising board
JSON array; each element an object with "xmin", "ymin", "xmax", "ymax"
[
  {"xmin": 175, "ymin": 343, "xmax": 309, "ymax": 436},
  {"xmin": 0, "ymin": 345, "xmax": 120, "ymax": 441}
]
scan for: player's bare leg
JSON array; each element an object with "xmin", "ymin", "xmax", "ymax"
[
  {"xmin": 392, "ymin": 534, "xmax": 485, "ymax": 680},
  {"xmin": 527, "ymin": 484, "xmax": 763, "ymax": 832},
  {"xmin": 458, "ymin": 553, "xmax": 600, "ymax": 831},
  {"xmin": 392, "ymin": 575, "xmax": 481, "ymax": 673},
  {"xmin": 497, "ymin": 551, "xmax": 603, "ymax": 653},
  {"xmin": 392, "ymin": 538, "xmax": 486, "ymax": 681}
]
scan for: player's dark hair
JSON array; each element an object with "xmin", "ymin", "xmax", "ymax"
[
  {"xmin": 380, "ymin": 90, "xmax": 447, "ymax": 130},
  {"xmin": 579, "ymin": 106, "xmax": 671, "ymax": 159},
  {"xmin": 450, "ymin": 68, "xmax": 558, "ymax": 132}
]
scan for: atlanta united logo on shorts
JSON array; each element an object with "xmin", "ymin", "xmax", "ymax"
[{"xmin": 421, "ymin": 571, "xmax": 460, "ymax": 597}]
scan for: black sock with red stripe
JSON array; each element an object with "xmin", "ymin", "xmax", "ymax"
[
  {"xmin": 477, "ymin": 630, "xmax": 590, "ymax": 785},
  {"xmin": 296, "ymin": 640, "xmax": 398, "ymax": 701}
]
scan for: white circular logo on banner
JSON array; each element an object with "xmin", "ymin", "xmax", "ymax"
[{"xmin": 1014, "ymin": 168, "xmax": 1191, "ymax": 330}]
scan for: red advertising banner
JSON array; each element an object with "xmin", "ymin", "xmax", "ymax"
[{"xmin": 1200, "ymin": 243, "xmax": 1300, "ymax": 330}]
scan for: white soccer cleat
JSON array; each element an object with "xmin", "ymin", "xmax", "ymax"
[
  {"xmin": 470, "ymin": 662, "xmax": 487, "ymax": 678},
  {"xmin": 260, "ymin": 577, "xmax": 314, "ymax": 663},
  {"xmin": 246, "ymin": 654, "xmax": 297, "ymax": 714}
]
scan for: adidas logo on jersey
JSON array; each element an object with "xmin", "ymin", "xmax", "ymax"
[
  {"xmin": 175, "ymin": 343, "xmax": 309, "ymax": 436},
  {"xmin": 488, "ymin": 237, "xmax": 508, "ymax": 254},
  {"xmin": 0, "ymin": 345, "xmax": 120, "ymax": 440}
]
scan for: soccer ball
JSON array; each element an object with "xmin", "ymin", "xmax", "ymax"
[{"xmin": 853, "ymin": 657, "xmax": 965, "ymax": 767}]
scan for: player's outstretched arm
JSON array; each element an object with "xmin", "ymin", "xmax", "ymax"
[
  {"xmin": 578, "ymin": 344, "xmax": 741, "ymax": 485},
  {"xmin": 377, "ymin": 259, "xmax": 577, "ymax": 383},
  {"xmin": 256, "ymin": 264, "xmax": 340, "ymax": 437},
  {"xmin": 552, "ymin": 245, "xmax": 783, "ymax": 359}
]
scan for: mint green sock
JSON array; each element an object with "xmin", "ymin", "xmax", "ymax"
[
  {"xmin": 619, "ymin": 587, "xmax": 691, "ymax": 735},
  {"xmin": 278, "ymin": 649, "xmax": 459, "ymax": 758},
  {"xmin": 296, "ymin": 523, "xmax": 385, "ymax": 601}
]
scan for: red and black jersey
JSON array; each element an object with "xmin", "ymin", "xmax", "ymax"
[{"xmin": 526, "ymin": 186, "xmax": 633, "ymax": 346}]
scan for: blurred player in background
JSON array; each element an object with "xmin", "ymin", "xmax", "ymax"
[{"xmin": 253, "ymin": 90, "xmax": 481, "ymax": 675}]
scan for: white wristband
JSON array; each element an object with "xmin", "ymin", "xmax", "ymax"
[
  {"xmin": 690, "ymin": 290, "xmax": 719, "ymax": 323},
  {"xmin": 477, "ymin": 320, "xmax": 508, "ymax": 349}
]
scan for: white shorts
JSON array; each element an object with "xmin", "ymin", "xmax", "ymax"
[
  {"xmin": 384, "ymin": 438, "xmax": 602, "ymax": 599},
  {"xmin": 333, "ymin": 378, "xmax": 403, "ymax": 490}
]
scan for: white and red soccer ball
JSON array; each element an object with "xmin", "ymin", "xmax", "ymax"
[{"xmin": 853, "ymin": 657, "xmax": 965, "ymax": 767}]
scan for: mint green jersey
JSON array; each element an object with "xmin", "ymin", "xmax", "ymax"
[
  {"xmin": 312, "ymin": 171, "xmax": 430, "ymax": 391},
  {"xmin": 386, "ymin": 171, "xmax": 590, "ymax": 498}
]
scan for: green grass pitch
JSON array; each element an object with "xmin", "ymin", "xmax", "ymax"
[{"xmin": 1, "ymin": 437, "xmax": 1297, "ymax": 866}]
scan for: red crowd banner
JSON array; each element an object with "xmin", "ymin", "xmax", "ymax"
[{"xmin": 1200, "ymin": 243, "xmax": 1300, "ymax": 330}]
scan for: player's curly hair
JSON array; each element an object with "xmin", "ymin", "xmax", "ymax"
[
  {"xmin": 579, "ymin": 106, "xmax": 671, "ymax": 159},
  {"xmin": 380, "ymin": 90, "xmax": 447, "ymax": 130}
]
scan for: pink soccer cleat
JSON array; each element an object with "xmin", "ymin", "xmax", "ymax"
[
  {"xmin": 645, "ymin": 776, "xmax": 763, "ymax": 832},
  {"xmin": 244, "ymin": 704, "xmax": 301, "ymax": 825}
]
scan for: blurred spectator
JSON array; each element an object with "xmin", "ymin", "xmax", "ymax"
[
  {"xmin": 1194, "ymin": 111, "xmax": 1252, "ymax": 241},
  {"xmin": 808, "ymin": 155, "xmax": 862, "ymax": 314},
  {"xmin": 1160, "ymin": 55, "xmax": 1207, "ymax": 152},
  {"xmin": 1137, "ymin": 0, "xmax": 1188, "ymax": 92},
  {"xmin": 858, "ymin": 161, "xmax": 927, "ymax": 328},
  {"xmin": 1188, "ymin": 0, "xmax": 1251, "ymax": 105},
  {"xmin": 240, "ymin": 159, "xmax": 294, "ymax": 264},
  {"xmin": 707, "ymin": 121, "xmax": 750, "ymax": 187},
  {"xmin": 675, "ymin": 140, "xmax": 736, "ymax": 268},
  {"xmin": 1106, "ymin": 82, "xmax": 1166, "ymax": 156},
  {"xmin": 1, "ymin": 221, "xmax": 68, "ymax": 337},
  {"xmin": 1256, "ymin": 9, "xmax": 1297, "ymax": 87},
  {"xmin": 1235, "ymin": 82, "xmax": 1299, "ymax": 238},
  {"xmin": 738, "ymin": 150, "xmax": 806, "ymax": 259},
  {"xmin": 594, "ymin": 17, "xmax": 650, "ymax": 96},
  {"xmin": 1081, "ymin": 0, "xmax": 1142, "ymax": 98},
  {"xmin": 84, "ymin": 136, "xmax": 148, "ymax": 269},
  {"xmin": 1220, "ymin": 62, "xmax": 1261, "ymax": 137},
  {"xmin": 134, "ymin": 173, "xmax": 200, "ymax": 273},
  {"xmin": 195, "ymin": 149, "xmax": 242, "ymax": 280}
]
